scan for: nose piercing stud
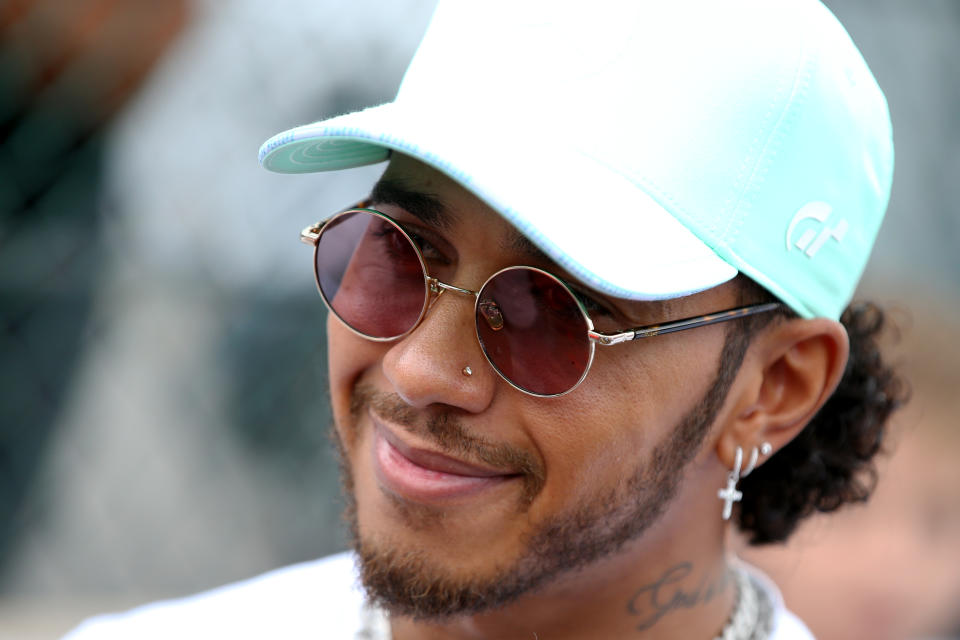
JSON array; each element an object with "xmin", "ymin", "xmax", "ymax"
[{"xmin": 462, "ymin": 366, "xmax": 473, "ymax": 376}]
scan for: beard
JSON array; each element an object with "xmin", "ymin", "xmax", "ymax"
[{"xmin": 332, "ymin": 328, "xmax": 750, "ymax": 620}]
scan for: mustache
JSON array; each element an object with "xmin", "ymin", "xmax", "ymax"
[{"xmin": 349, "ymin": 383, "xmax": 546, "ymax": 504}]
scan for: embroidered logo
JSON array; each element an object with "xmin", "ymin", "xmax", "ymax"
[{"xmin": 786, "ymin": 201, "xmax": 849, "ymax": 258}]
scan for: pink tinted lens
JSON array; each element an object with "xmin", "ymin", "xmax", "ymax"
[
  {"xmin": 476, "ymin": 268, "xmax": 592, "ymax": 396},
  {"xmin": 315, "ymin": 210, "xmax": 428, "ymax": 339}
]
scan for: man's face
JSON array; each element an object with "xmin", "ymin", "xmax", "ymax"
[{"xmin": 327, "ymin": 155, "xmax": 739, "ymax": 617}]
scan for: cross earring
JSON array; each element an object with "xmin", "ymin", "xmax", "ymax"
[{"xmin": 717, "ymin": 446, "xmax": 744, "ymax": 521}]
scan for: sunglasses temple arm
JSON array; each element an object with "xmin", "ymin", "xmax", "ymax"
[
  {"xmin": 633, "ymin": 302, "xmax": 781, "ymax": 338},
  {"xmin": 591, "ymin": 302, "xmax": 781, "ymax": 345}
]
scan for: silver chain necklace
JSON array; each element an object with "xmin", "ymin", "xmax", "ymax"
[
  {"xmin": 357, "ymin": 566, "xmax": 773, "ymax": 640},
  {"xmin": 713, "ymin": 566, "xmax": 774, "ymax": 640}
]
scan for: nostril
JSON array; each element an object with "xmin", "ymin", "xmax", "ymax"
[{"xmin": 478, "ymin": 299, "xmax": 504, "ymax": 331}]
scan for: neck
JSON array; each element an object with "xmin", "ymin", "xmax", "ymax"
[{"xmin": 390, "ymin": 493, "xmax": 735, "ymax": 640}]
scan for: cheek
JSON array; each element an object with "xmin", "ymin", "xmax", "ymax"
[
  {"xmin": 583, "ymin": 326, "xmax": 725, "ymax": 427},
  {"xmin": 529, "ymin": 327, "xmax": 727, "ymax": 499},
  {"xmin": 519, "ymin": 380, "xmax": 658, "ymax": 505},
  {"xmin": 327, "ymin": 316, "xmax": 387, "ymax": 443}
]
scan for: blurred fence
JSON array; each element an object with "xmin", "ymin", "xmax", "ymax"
[{"xmin": 0, "ymin": 2, "xmax": 436, "ymax": 637}]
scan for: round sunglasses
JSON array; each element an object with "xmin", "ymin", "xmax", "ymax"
[{"xmin": 301, "ymin": 208, "xmax": 779, "ymax": 397}]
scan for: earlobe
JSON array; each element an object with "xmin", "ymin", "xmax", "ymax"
[{"xmin": 716, "ymin": 318, "xmax": 849, "ymax": 467}]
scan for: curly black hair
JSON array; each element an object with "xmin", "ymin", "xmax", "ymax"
[{"xmin": 730, "ymin": 276, "xmax": 908, "ymax": 545}]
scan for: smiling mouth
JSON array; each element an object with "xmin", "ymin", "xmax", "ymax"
[{"xmin": 370, "ymin": 417, "xmax": 521, "ymax": 504}]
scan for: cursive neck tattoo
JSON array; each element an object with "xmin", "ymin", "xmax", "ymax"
[{"xmin": 626, "ymin": 562, "xmax": 732, "ymax": 632}]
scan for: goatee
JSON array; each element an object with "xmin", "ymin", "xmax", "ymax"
[{"xmin": 333, "ymin": 327, "xmax": 747, "ymax": 618}]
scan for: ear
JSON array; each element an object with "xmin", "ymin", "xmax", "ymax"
[{"xmin": 716, "ymin": 318, "xmax": 849, "ymax": 469}]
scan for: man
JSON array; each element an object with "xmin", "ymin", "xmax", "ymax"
[{"xmin": 68, "ymin": 1, "xmax": 903, "ymax": 638}]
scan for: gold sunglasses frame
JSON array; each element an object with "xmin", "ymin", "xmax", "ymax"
[{"xmin": 301, "ymin": 207, "xmax": 780, "ymax": 398}]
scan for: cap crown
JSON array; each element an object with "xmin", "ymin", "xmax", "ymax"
[{"xmin": 260, "ymin": 0, "xmax": 893, "ymax": 319}]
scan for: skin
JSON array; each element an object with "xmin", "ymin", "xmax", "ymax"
[{"xmin": 327, "ymin": 154, "xmax": 849, "ymax": 639}]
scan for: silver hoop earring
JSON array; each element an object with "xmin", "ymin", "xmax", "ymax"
[
  {"xmin": 742, "ymin": 441, "xmax": 773, "ymax": 477},
  {"xmin": 717, "ymin": 446, "xmax": 744, "ymax": 521},
  {"xmin": 742, "ymin": 447, "xmax": 760, "ymax": 477}
]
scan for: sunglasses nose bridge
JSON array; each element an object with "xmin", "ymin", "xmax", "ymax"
[
  {"xmin": 423, "ymin": 276, "xmax": 480, "ymax": 322},
  {"xmin": 428, "ymin": 277, "xmax": 479, "ymax": 299}
]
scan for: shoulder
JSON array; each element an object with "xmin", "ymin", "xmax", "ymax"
[{"xmin": 63, "ymin": 552, "xmax": 367, "ymax": 640}]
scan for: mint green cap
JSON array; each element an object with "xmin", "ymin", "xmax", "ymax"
[{"xmin": 260, "ymin": 0, "xmax": 893, "ymax": 319}]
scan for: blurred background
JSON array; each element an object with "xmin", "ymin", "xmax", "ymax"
[{"xmin": 0, "ymin": 1, "xmax": 956, "ymax": 639}]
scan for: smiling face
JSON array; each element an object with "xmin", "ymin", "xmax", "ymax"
[{"xmin": 326, "ymin": 155, "xmax": 743, "ymax": 618}]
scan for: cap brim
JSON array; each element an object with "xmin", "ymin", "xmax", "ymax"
[{"xmin": 259, "ymin": 103, "xmax": 737, "ymax": 301}]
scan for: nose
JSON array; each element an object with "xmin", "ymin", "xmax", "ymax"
[{"xmin": 381, "ymin": 286, "xmax": 497, "ymax": 412}]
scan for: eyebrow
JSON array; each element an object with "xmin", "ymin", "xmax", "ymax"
[
  {"xmin": 369, "ymin": 178, "xmax": 454, "ymax": 230},
  {"xmin": 369, "ymin": 177, "xmax": 551, "ymax": 264},
  {"xmin": 506, "ymin": 233, "xmax": 552, "ymax": 264}
]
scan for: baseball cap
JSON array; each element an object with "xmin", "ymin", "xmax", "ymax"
[{"xmin": 259, "ymin": 0, "xmax": 893, "ymax": 320}]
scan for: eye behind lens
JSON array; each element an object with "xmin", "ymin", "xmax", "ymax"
[
  {"xmin": 476, "ymin": 266, "xmax": 593, "ymax": 396},
  {"xmin": 315, "ymin": 210, "xmax": 429, "ymax": 340}
]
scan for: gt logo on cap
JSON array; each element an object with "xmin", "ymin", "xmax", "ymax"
[{"xmin": 786, "ymin": 201, "xmax": 849, "ymax": 258}]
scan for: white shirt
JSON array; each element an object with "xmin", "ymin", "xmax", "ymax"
[{"xmin": 64, "ymin": 552, "xmax": 814, "ymax": 639}]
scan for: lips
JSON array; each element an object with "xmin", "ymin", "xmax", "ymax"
[{"xmin": 371, "ymin": 415, "xmax": 519, "ymax": 504}]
